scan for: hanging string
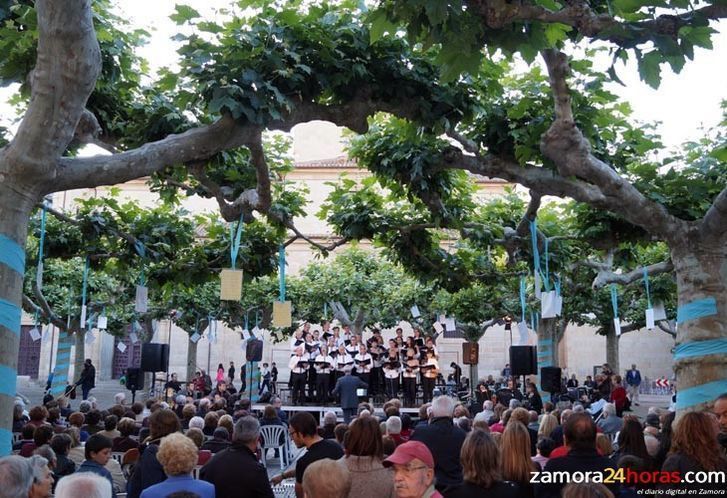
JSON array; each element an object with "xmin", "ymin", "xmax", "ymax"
[
  {"xmin": 642, "ymin": 267, "xmax": 652, "ymax": 309},
  {"xmin": 36, "ymin": 203, "xmax": 48, "ymax": 289},
  {"xmin": 610, "ymin": 284, "xmax": 619, "ymax": 318},
  {"xmin": 529, "ymin": 220, "xmax": 540, "ymax": 274},
  {"xmin": 80, "ymin": 256, "xmax": 90, "ymax": 328},
  {"xmin": 230, "ymin": 216, "xmax": 244, "ymax": 269},
  {"xmin": 324, "ymin": 302, "xmax": 328, "ymax": 320},
  {"xmin": 530, "ymin": 311, "xmax": 536, "ymax": 331},
  {"xmin": 544, "ymin": 237, "xmax": 550, "ymax": 284},
  {"xmin": 255, "ymin": 309, "xmax": 262, "ymax": 328},
  {"xmin": 555, "ymin": 275, "xmax": 561, "ymax": 297},
  {"xmin": 278, "ymin": 244, "xmax": 286, "ymax": 302},
  {"xmin": 519, "ymin": 276, "xmax": 527, "ymax": 323},
  {"xmin": 244, "ymin": 312, "xmax": 249, "ymax": 331}
]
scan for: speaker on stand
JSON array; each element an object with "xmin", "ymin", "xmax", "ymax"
[
  {"xmin": 509, "ymin": 345, "xmax": 537, "ymax": 399},
  {"xmin": 126, "ymin": 367, "xmax": 143, "ymax": 403},
  {"xmin": 246, "ymin": 339, "xmax": 264, "ymax": 402}
]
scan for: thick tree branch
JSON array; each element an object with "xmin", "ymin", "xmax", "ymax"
[
  {"xmin": 539, "ymin": 49, "xmax": 683, "ymax": 241},
  {"xmin": 465, "ymin": 0, "xmax": 726, "ymax": 46},
  {"xmin": 22, "ymin": 294, "xmax": 66, "ymax": 332},
  {"xmin": 701, "ymin": 186, "xmax": 727, "ymax": 241},
  {"xmin": 4, "ymin": 0, "xmax": 100, "ymax": 177},
  {"xmin": 591, "ymin": 259, "xmax": 674, "ymax": 289},
  {"xmin": 284, "ymin": 228, "xmax": 351, "ymax": 254},
  {"xmin": 657, "ymin": 320, "xmax": 677, "ymax": 337}
]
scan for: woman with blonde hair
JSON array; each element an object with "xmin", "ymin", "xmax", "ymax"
[
  {"xmin": 500, "ymin": 421, "xmax": 538, "ymax": 498},
  {"xmin": 536, "ymin": 413, "xmax": 558, "ymax": 442},
  {"xmin": 595, "ymin": 433, "xmax": 614, "ymax": 457},
  {"xmin": 340, "ymin": 415, "xmax": 395, "ymax": 498},
  {"xmin": 139, "ymin": 433, "xmax": 214, "ymax": 498},
  {"xmin": 446, "ymin": 430, "xmax": 519, "ymax": 497}
]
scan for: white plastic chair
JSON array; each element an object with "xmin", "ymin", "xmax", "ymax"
[
  {"xmin": 259, "ymin": 425, "xmax": 289, "ymax": 469},
  {"xmin": 111, "ymin": 452, "xmax": 125, "ymax": 464},
  {"xmin": 192, "ymin": 465, "xmax": 203, "ymax": 479}
]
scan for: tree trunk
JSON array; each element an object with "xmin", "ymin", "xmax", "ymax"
[
  {"xmin": 186, "ymin": 338, "xmax": 198, "ymax": 382},
  {"xmin": 72, "ymin": 331, "xmax": 86, "ymax": 385},
  {"xmin": 0, "ymin": 183, "xmax": 37, "ymax": 455},
  {"xmin": 670, "ymin": 237, "xmax": 727, "ymax": 415},
  {"xmin": 605, "ymin": 326, "xmax": 619, "ymax": 374},
  {"xmin": 537, "ymin": 318, "xmax": 557, "ymax": 368}
]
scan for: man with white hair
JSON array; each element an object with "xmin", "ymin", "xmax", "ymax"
[
  {"xmin": 409, "ymin": 396, "xmax": 466, "ymax": 493},
  {"xmin": 0, "ymin": 455, "xmax": 34, "ymax": 498},
  {"xmin": 113, "ymin": 393, "xmax": 126, "ymax": 406},
  {"xmin": 480, "ymin": 400, "xmax": 495, "ymax": 424},
  {"xmin": 596, "ymin": 403, "xmax": 622, "ymax": 435},
  {"xmin": 54, "ymin": 472, "xmax": 112, "ymax": 498}
]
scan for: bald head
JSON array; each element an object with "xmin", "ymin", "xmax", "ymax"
[{"xmin": 563, "ymin": 412, "xmax": 597, "ymax": 452}]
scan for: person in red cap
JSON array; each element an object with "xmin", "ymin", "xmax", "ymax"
[{"xmin": 383, "ymin": 441, "xmax": 442, "ymax": 498}]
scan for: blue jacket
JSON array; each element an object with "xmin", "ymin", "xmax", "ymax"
[
  {"xmin": 332, "ymin": 374, "xmax": 367, "ymax": 409},
  {"xmin": 77, "ymin": 460, "xmax": 117, "ymax": 498},
  {"xmin": 140, "ymin": 475, "xmax": 215, "ymax": 498},
  {"xmin": 626, "ymin": 369, "xmax": 641, "ymax": 386}
]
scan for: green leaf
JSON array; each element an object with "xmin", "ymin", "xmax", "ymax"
[
  {"xmin": 709, "ymin": 145, "xmax": 727, "ymax": 162},
  {"xmin": 368, "ymin": 10, "xmax": 397, "ymax": 43},
  {"xmin": 679, "ymin": 26, "xmax": 715, "ymax": 50},
  {"xmin": 637, "ymin": 51, "xmax": 662, "ymax": 89},
  {"xmin": 169, "ymin": 4, "xmax": 201, "ymax": 25},
  {"xmin": 544, "ymin": 23, "xmax": 572, "ymax": 47}
]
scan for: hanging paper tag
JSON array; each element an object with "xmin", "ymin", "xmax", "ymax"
[
  {"xmin": 135, "ymin": 285, "xmax": 148, "ymax": 312},
  {"xmin": 444, "ymin": 317, "xmax": 456, "ymax": 332},
  {"xmin": 129, "ymin": 332, "xmax": 139, "ymax": 344},
  {"xmin": 29, "ymin": 327, "xmax": 41, "ymax": 342},
  {"xmin": 645, "ymin": 308, "xmax": 655, "ymax": 330},
  {"xmin": 252, "ymin": 325, "xmax": 261, "ymax": 336},
  {"xmin": 433, "ymin": 322, "xmax": 443, "ymax": 334},
  {"xmin": 534, "ymin": 272, "xmax": 542, "ymax": 299},
  {"xmin": 272, "ymin": 301, "xmax": 292, "ymax": 328},
  {"xmin": 190, "ymin": 332, "xmax": 201, "ymax": 343},
  {"xmin": 410, "ymin": 305, "xmax": 421, "ymax": 318},
  {"xmin": 240, "ymin": 339, "xmax": 248, "ymax": 350},
  {"xmin": 613, "ymin": 317, "xmax": 622, "ymax": 336},
  {"xmin": 517, "ymin": 321, "xmax": 529, "ymax": 344},
  {"xmin": 653, "ymin": 302, "xmax": 667, "ymax": 321},
  {"xmin": 438, "ymin": 314, "xmax": 446, "ymax": 324},
  {"xmin": 97, "ymin": 315, "xmax": 108, "ymax": 329},
  {"xmin": 242, "ymin": 329, "xmax": 251, "ymax": 340},
  {"xmin": 541, "ymin": 291, "xmax": 557, "ymax": 318},
  {"xmin": 85, "ymin": 331, "xmax": 95, "ymax": 344},
  {"xmin": 43, "ymin": 328, "xmax": 51, "ymax": 344},
  {"xmin": 116, "ymin": 341, "xmax": 127, "ymax": 353},
  {"xmin": 555, "ymin": 295, "xmax": 563, "ymax": 316},
  {"xmin": 220, "ymin": 269, "xmax": 243, "ymax": 301},
  {"xmin": 80, "ymin": 305, "xmax": 87, "ymax": 329}
]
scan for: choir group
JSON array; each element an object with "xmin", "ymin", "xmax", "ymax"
[{"xmin": 287, "ymin": 322, "xmax": 444, "ymax": 407}]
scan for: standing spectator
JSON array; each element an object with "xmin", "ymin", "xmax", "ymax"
[
  {"xmin": 302, "ymin": 459, "xmax": 351, "ymax": 498},
  {"xmin": 200, "ymin": 416, "xmax": 273, "ymax": 498},
  {"xmin": 535, "ymin": 413, "xmax": 619, "ymax": 498},
  {"xmin": 526, "ymin": 383, "xmax": 543, "ymax": 414},
  {"xmin": 216, "ymin": 363, "xmax": 225, "ymax": 385},
  {"xmin": 228, "ymin": 361, "xmax": 236, "ymax": 387},
  {"xmin": 126, "ymin": 409, "xmax": 181, "ymax": 498},
  {"xmin": 383, "ymin": 441, "xmax": 442, "ymax": 498},
  {"xmin": 409, "ymin": 396, "xmax": 466, "ymax": 493},
  {"xmin": 625, "ymin": 364, "xmax": 641, "ymax": 406},
  {"xmin": 502, "ymin": 363, "xmax": 511, "ymax": 379},
  {"xmin": 610, "ymin": 376, "xmax": 628, "ymax": 416},
  {"xmin": 270, "ymin": 412, "xmax": 344, "ymax": 497},
  {"xmin": 445, "ymin": 430, "xmax": 519, "ymax": 498},
  {"xmin": 332, "ymin": 368, "xmax": 368, "ymax": 424},
  {"xmin": 76, "ymin": 434, "xmax": 116, "ymax": 498},
  {"xmin": 140, "ymin": 433, "xmax": 214, "ymax": 498},
  {"xmin": 340, "ymin": 415, "xmax": 396, "ymax": 498},
  {"xmin": 76, "ymin": 359, "xmax": 96, "ymax": 400},
  {"xmin": 54, "ymin": 473, "xmax": 112, "ymax": 498},
  {"xmin": 0, "ymin": 455, "xmax": 33, "ymax": 498}
]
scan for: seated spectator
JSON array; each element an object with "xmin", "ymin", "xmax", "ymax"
[
  {"xmin": 535, "ymin": 413, "xmax": 619, "ymax": 498},
  {"xmin": 185, "ymin": 427, "xmax": 205, "ymax": 449},
  {"xmin": 202, "ymin": 412, "xmax": 219, "ymax": 437},
  {"xmin": 98, "ymin": 415, "xmax": 121, "ymax": 441},
  {"xmin": 54, "ymin": 472, "xmax": 112, "ymax": 498},
  {"xmin": 28, "ymin": 454, "xmax": 54, "ymax": 498},
  {"xmin": 319, "ymin": 410, "xmax": 337, "ymax": 439},
  {"xmin": 13, "ymin": 402, "xmax": 29, "ymax": 432},
  {"xmin": 50, "ymin": 433, "xmax": 76, "ymax": 481},
  {"xmin": 383, "ymin": 441, "xmax": 442, "ymax": 498},
  {"xmin": 501, "ymin": 421, "xmax": 538, "ymax": 498},
  {"xmin": 386, "ymin": 416, "xmax": 405, "ymax": 446},
  {"xmin": 13, "ymin": 424, "xmax": 35, "ymax": 453},
  {"xmin": 33, "ymin": 445, "xmax": 57, "ymax": 477},
  {"xmin": 201, "ymin": 427, "xmax": 230, "ymax": 454},
  {"xmin": 446, "ymin": 429, "xmax": 519, "ymax": 498},
  {"xmin": 68, "ymin": 412, "xmax": 89, "ymax": 442},
  {"xmin": 561, "ymin": 482, "xmax": 615, "ymax": 498},
  {"xmin": 77, "ymin": 434, "xmax": 116, "ymax": 498},
  {"xmin": 302, "ymin": 458, "xmax": 352, "ymax": 498},
  {"xmin": 112, "ymin": 417, "xmax": 139, "ymax": 452},
  {"xmin": 334, "ymin": 423, "xmax": 348, "ymax": 447},
  {"xmin": 0, "ymin": 455, "xmax": 34, "ymax": 498},
  {"xmin": 140, "ymin": 433, "xmax": 214, "ymax": 498},
  {"xmin": 66, "ymin": 427, "xmax": 86, "ymax": 466},
  {"xmin": 399, "ymin": 414, "xmax": 413, "ymax": 441},
  {"xmin": 22, "ymin": 425, "xmax": 54, "ymax": 457},
  {"xmin": 188, "ymin": 416, "xmax": 205, "ymax": 432},
  {"xmin": 643, "ymin": 413, "xmax": 661, "ymax": 457},
  {"xmin": 218, "ymin": 414, "xmax": 234, "ymax": 435},
  {"xmin": 536, "ymin": 414, "xmax": 558, "ymax": 443},
  {"xmin": 27, "ymin": 406, "xmax": 49, "ymax": 429},
  {"xmin": 595, "ymin": 433, "xmax": 614, "ymax": 458},
  {"xmin": 382, "ymin": 436, "xmax": 396, "ymax": 458},
  {"xmin": 533, "ymin": 437, "xmax": 555, "ymax": 468},
  {"xmin": 180, "ymin": 404, "xmax": 196, "ymax": 430},
  {"xmin": 200, "ymin": 416, "xmax": 274, "ymax": 498},
  {"xmin": 610, "ymin": 417, "xmax": 652, "ymax": 469},
  {"xmin": 596, "ymin": 403, "xmax": 622, "ymax": 436},
  {"xmin": 472, "ymin": 413, "xmax": 491, "ymax": 432},
  {"xmin": 617, "ymin": 455, "xmax": 646, "ymax": 498},
  {"xmin": 47, "ymin": 408, "xmax": 66, "ymax": 432},
  {"xmin": 261, "ymin": 405, "xmax": 285, "ymax": 427},
  {"xmin": 479, "ymin": 400, "xmax": 495, "ymax": 425},
  {"xmin": 82, "ymin": 410, "xmax": 104, "ymax": 435}
]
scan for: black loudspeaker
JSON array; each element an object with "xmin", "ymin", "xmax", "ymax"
[
  {"xmin": 509, "ymin": 346, "xmax": 537, "ymax": 376},
  {"xmin": 462, "ymin": 342, "xmax": 479, "ymax": 365},
  {"xmin": 141, "ymin": 343, "xmax": 169, "ymax": 372},
  {"xmin": 246, "ymin": 339, "xmax": 263, "ymax": 362},
  {"xmin": 540, "ymin": 366, "xmax": 562, "ymax": 393},
  {"xmin": 126, "ymin": 367, "xmax": 144, "ymax": 391}
]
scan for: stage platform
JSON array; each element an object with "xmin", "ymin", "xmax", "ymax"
[{"xmin": 251, "ymin": 403, "xmax": 421, "ymax": 421}]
